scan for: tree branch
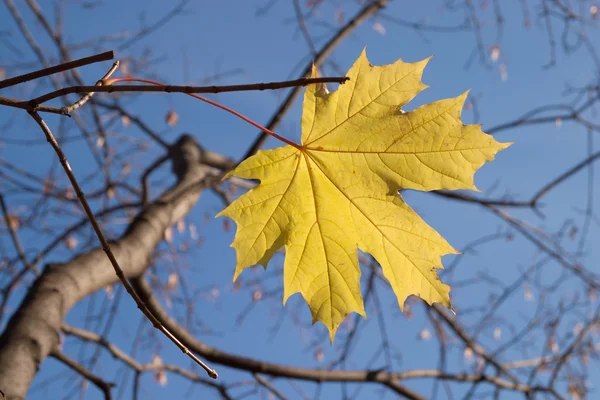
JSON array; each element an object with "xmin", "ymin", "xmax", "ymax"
[
  {"xmin": 50, "ymin": 349, "xmax": 114, "ymax": 400},
  {"xmin": 0, "ymin": 134, "xmax": 213, "ymax": 399},
  {"xmin": 0, "ymin": 50, "xmax": 113, "ymax": 90}
]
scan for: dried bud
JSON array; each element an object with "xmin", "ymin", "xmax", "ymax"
[
  {"xmin": 464, "ymin": 347, "xmax": 474, "ymax": 363},
  {"xmin": 151, "ymin": 354, "xmax": 162, "ymax": 366},
  {"xmin": 177, "ymin": 219, "xmax": 185, "ymax": 234},
  {"xmin": 222, "ymin": 219, "xmax": 231, "ymax": 232},
  {"xmin": 493, "ymin": 327, "xmax": 502, "ymax": 340},
  {"xmin": 105, "ymin": 285, "xmax": 114, "ymax": 300},
  {"xmin": 154, "ymin": 370, "xmax": 167, "ymax": 387},
  {"xmin": 314, "ymin": 348, "xmax": 324, "ymax": 362},
  {"xmin": 121, "ymin": 163, "xmax": 131, "ymax": 176},
  {"xmin": 164, "ymin": 227, "xmax": 173, "ymax": 243},
  {"xmin": 490, "ymin": 45, "xmax": 501, "ymax": 62},
  {"xmin": 524, "ymin": 284, "xmax": 533, "ymax": 301},
  {"xmin": 43, "ymin": 179, "xmax": 54, "ymax": 194},
  {"xmin": 64, "ymin": 237, "xmax": 78, "ymax": 250},
  {"xmin": 233, "ymin": 279, "xmax": 242, "ymax": 293},
  {"xmin": 373, "ymin": 22, "xmax": 385, "ymax": 35},
  {"xmin": 189, "ymin": 223, "xmax": 198, "ymax": 240},
  {"xmin": 167, "ymin": 273, "xmax": 178, "ymax": 290},
  {"xmin": 165, "ymin": 109, "xmax": 179, "ymax": 127}
]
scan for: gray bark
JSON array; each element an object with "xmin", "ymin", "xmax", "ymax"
[{"xmin": 0, "ymin": 135, "xmax": 210, "ymax": 400}]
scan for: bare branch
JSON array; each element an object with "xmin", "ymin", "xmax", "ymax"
[
  {"xmin": 27, "ymin": 76, "xmax": 350, "ymax": 107},
  {"xmin": 0, "ymin": 51, "xmax": 114, "ymax": 90},
  {"xmin": 50, "ymin": 349, "xmax": 114, "ymax": 400}
]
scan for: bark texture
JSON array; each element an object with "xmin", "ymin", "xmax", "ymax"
[{"xmin": 0, "ymin": 135, "xmax": 210, "ymax": 400}]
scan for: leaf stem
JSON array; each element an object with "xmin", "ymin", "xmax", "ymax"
[{"xmin": 104, "ymin": 77, "xmax": 302, "ymax": 150}]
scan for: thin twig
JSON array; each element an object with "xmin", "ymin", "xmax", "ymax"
[
  {"xmin": 51, "ymin": 349, "xmax": 114, "ymax": 400},
  {"xmin": 141, "ymin": 154, "xmax": 169, "ymax": 205},
  {"xmin": 62, "ymin": 323, "xmax": 229, "ymax": 396},
  {"xmin": 531, "ymin": 150, "xmax": 600, "ymax": 205},
  {"xmin": 0, "ymin": 95, "xmax": 70, "ymax": 115},
  {"xmin": 95, "ymin": 100, "xmax": 170, "ymax": 148},
  {"xmin": 0, "ymin": 50, "xmax": 113, "ymax": 90},
  {"xmin": 254, "ymin": 374, "xmax": 289, "ymax": 400},
  {"xmin": 431, "ymin": 304, "xmax": 519, "ymax": 383},
  {"xmin": 431, "ymin": 191, "xmax": 534, "ymax": 208},
  {"xmin": 64, "ymin": 61, "xmax": 120, "ymax": 113},
  {"xmin": 28, "ymin": 76, "xmax": 350, "ymax": 107},
  {"xmin": 292, "ymin": 0, "xmax": 317, "ymax": 56},
  {"xmin": 0, "ymin": 194, "xmax": 38, "ymax": 275},
  {"xmin": 27, "ymin": 110, "xmax": 218, "ymax": 379},
  {"xmin": 117, "ymin": 0, "xmax": 191, "ymax": 51}
]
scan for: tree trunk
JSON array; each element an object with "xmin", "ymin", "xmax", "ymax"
[{"xmin": 0, "ymin": 135, "xmax": 210, "ymax": 400}]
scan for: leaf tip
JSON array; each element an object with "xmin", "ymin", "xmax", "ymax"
[
  {"xmin": 358, "ymin": 306, "xmax": 367, "ymax": 319},
  {"xmin": 310, "ymin": 63, "xmax": 319, "ymax": 78},
  {"xmin": 458, "ymin": 90, "xmax": 470, "ymax": 106},
  {"xmin": 329, "ymin": 329, "xmax": 336, "ymax": 345},
  {"xmin": 232, "ymin": 270, "xmax": 241, "ymax": 282},
  {"xmin": 215, "ymin": 206, "xmax": 232, "ymax": 219},
  {"xmin": 414, "ymin": 56, "xmax": 432, "ymax": 78},
  {"xmin": 232, "ymin": 264, "xmax": 246, "ymax": 282},
  {"xmin": 282, "ymin": 288, "xmax": 293, "ymax": 307},
  {"xmin": 398, "ymin": 295, "xmax": 409, "ymax": 313},
  {"xmin": 420, "ymin": 55, "xmax": 434, "ymax": 67},
  {"xmin": 220, "ymin": 170, "xmax": 235, "ymax": 183},
  {"xmin": 359, "ymin": 46, "xmax": 368, "ymax": 59}
]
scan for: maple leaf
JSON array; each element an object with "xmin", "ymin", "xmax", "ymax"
[{"xmin": 218, "ymin": 50, "xmax": 511, "ymax": 341}]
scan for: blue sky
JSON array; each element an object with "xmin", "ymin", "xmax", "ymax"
[{"xmin": 1, "ymin": 1, "xmax": 599, "ymax": 399}]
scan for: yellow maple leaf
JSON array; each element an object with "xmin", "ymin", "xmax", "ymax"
[{"xmin": 218, "ymin": 50, "xmax": 511, "ymax": 341}]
